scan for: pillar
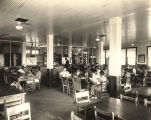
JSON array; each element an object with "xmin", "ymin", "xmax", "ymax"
[
  {"xmin": 14, "ymin": 54, "xmax": 16, "ymax": 66},
  {"xmin": 47, "ymin": 34, "xmax": 54, "ymax": 69},
  {"xmin": 109, "ymin": 17, "xmax": 122, "ymax": 98},
  {"xmin": 68, "ymin": 32, "xmax": 72, "ymax": 64},
  {"xmin": 83, "ymin": 32, "xmax": 88, "ymax": 47},
  {"xmin": 98, "ymin": 41, "xmax": 104, "ymax": 65},
  {"xmin": 46, "ymin": 34, "xmax": 54, "ymax": 87},
  {"xmin": 97, "ymin": 23, "xmax": 105, "ymax": 65},
  {"xmin": 22, "ymin": 42, "xmax": 26, "ymax": 66}
]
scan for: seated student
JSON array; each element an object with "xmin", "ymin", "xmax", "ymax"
[
  {"xmin": 60, "ymin": 67, "xmax": 71, "ymax": 78},
  {"xmin": 132, "ymin": 66, "xmax": 136, "ymax": 75},
  {"xmin": 90, "ymin": 69, "xmax": 101, "ymax": 85},
  {"xmin": 90, "ymin": 69, "xmax": 101, "ymax": 96},
  {"xmin": 35, "ymin": 67, "xmax": 41, "ymax": 83},
  {"xmin": 100, "ymin": 70, "xmax": 107, "ymax": 82},
  {"xmin": 125, "ymin": 70, "xmax": 131, "ymax": 84},
  {"xmin": 72, "ymin": 69, "xmax": 83, "ymax": 91},
  {"xmin": 124, "ymin": 71, "xmax": 132, "ymax": 93},
  {"xmin": 72, "ymin": 69, "xmax": 83, "ymax": 78}
]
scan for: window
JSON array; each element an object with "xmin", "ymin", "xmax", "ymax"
[
  {"xmin": 148, "ymin": 47, "xmax": 151, "ymax": 67},
  {"xmin": 26, "ymin": 50, "xmax": 39, "ymax": 55},
  {"xmin": 26, "ymin": 50, "xmax": 30, "ymax": 54},
  {"xmin": 31, "ymin": 50, "xmax": 39, "ymax": 55},
  {"xmin": 102, "ymin": 50, "xmax": 105, "ymax": 64},
  {"xmin": 121, "ymin": 49, "xmax": 126, "ymax": 65},
  {"xmin": 127, "ymin": 48, "xmax": 136, "ymax": 65}
]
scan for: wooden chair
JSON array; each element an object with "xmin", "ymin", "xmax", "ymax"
[
  {"xmin": 68, "ymin": 79, "xmax": 75, "ymax": 97},
  {"xmin": 4, "ymin": 94, "xmax": 24, "ymax": 108},
  {"xmin": 26, "ymin": 76, "xmax": 35, "ymax": 92},
  {"xmin": 35, "ymin": 71, "xmax": 42, "ymax": 90},
  {"xmin": 72, "ymin": 77, "xmax": 81, "ymax": 92},
  {"xmin": 94, "ymin": 81, "xmax": 108, "ymax": 100},
  {"xmin": 1, "ymin": 93, "xmax": 25, "ymax": 119},
  {"xmin": 114, "ymin": 114, "xmax": 127, "ymax": 120},
  {"xmin": 94, "ymin": 106, "xmax": 114, "ymax": 120},
  {"xmin": 6, "ymin": 102, "xmax": 31, "ymax": 120},
  {"xmin": 0, "ymin": 97, "xmax": 4, "ymax": 118},
  {"xmin": 100, "ymin": 81, "xmax": 108, "ymax": 100},
  {"xmin": 71, "ymin": 111, "xmax": 82, "ymax": 120},
  {"xmin": 124, "ymin": 83, "xmax": 131, "ymax": 94},
  {"xmin": 75, "ymin": 90, "xmax": 90, "ymax": 104},
  {"xmin": 61, "ymin": 77, "xmax": 69, "ymax": 95},
  {"xmin": 144, "ymin": 98, "xmax": 151, "ymax": 107},
  {"xmin": 120, "ymin": 94, "xmax": 138, "ymax": 105},
  {"xmin": 35, "ymin": 78, "xmax": 41, "ymax": 90},
  {"xmin": 75, "ymin": 90, "xmax": 90, "ymax": 120}
]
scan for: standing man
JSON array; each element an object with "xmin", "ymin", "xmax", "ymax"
[{"xmin": 65, "ymin": 57, "xmax": 70, "ymax": 70}]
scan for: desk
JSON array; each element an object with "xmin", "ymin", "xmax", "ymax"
[
  {"xmin": 18, "ymin": 76, "xmax": 36, "ymax": 91},
  {"xmin": 77, "ymin": 97, "xmax": 151, "ymax": 120},
  {"xmin": 0, "ymin": 84, "xmax": 26, "ymax": 104}
]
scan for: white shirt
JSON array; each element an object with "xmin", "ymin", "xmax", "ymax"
[
  {"xmin": 60, "ymin": 71, "xmax": 71, "ymax": 78},
  {"xmin": 91, "ymin": 73, "xmax": 101, "ymax": 85},
  {"xmin": 100, "ymin": 75, "xmax": 107, "ymax": 82}
]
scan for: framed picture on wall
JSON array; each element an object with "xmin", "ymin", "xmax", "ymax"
[{"xmin": 138, "ymin": 54, "xmax": 145, "ymax": 63}]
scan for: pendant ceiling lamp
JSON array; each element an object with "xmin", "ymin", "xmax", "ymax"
[
  {"xmin": 57, "ymin": 40, "xmax": 61, "ymax": 46},
  {"xmin": 96, "ymin": 34, "xmax": 106, "ymax": 42},
  {"xmin": 16, "ymin": 22, "xmax": 23, "ymax": 30}
]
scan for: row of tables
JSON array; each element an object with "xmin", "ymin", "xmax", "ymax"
[
  {"xmin": 76, "ymin": 97, "xmax": 151, "ymax": 120},
  {"xmin": 0, "ymin": 84, "xmax": 26, "ymax": 104}
]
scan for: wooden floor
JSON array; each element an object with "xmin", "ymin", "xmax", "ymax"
[{"xmin": 26, "ymin": 86, "xmax": 76, "ymax": 120}]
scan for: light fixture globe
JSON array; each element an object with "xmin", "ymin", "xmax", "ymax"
[
  {"xmin": 16, "ymin": 25, "xmax": 23, "ymax": 30},
  {"xmin": 16, "ymin": 22, "xmax": 23, "ymax": 30},
  {"xmin": 131, "ymin": 43, "xmax": 135, "ymax": 46},
  {"xmin": 57, "ymin": 42, "xmax": 61, "ymax": 46},
  {"xmin": 96, "ymin": 35, "xmax": 100, "ymax": 41}
]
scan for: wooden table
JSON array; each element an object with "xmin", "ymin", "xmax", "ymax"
[
  {"xmin": 77, "ymin": 97, "xmax": 151, "ymax": 120},
  {"xmin": 18, "ymin": 76, "xmax": 36, "ymax": 91},
  {"xmin": 131, "ymin": 87, "xmax": 151, "ymax": 101},
  {"xmin": 0, "ymin": 84, "xmax": 26, "ymax": 104}
]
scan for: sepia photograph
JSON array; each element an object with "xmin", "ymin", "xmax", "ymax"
[{"xmin": 0, "ymin": 0, "xmax": 151, "ymax": 120}]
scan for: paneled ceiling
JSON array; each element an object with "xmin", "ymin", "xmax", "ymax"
[{"xmin": 0, "ymin": 0, "xmax": 151, "ymax": 47}]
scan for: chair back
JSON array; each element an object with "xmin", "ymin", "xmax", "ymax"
[
  {"xmin": 26, "ymin": 76, "xmax": 35, "ymax": 84},
  {"xmin": 26, "ymin": 76, "xmax": 35, "ymax": 92},
  {"xmin": 4, "ymin": 93, "xmax": 25, "ymax": 108},
  {"xmin": 62, "ymin": 77, "xmax": 68, "ymax": 86},
  {"xmin": 71, "ymin": 111, "xmax": 82, "ymax": 120},
  {"xmin": 0, "ymin": 97, "xmax": 4, "ymax": 104},
  {"xmin": 75, "ymin": 90, "xmax": 90, "ymax": 104},
  {"xmin": 6, "ymin": 102, "xmax": 31, "ymax": 120},
  {"xmin": 61, "ymin": 77, "xmax": 69, "ymax": 94},
  {"xmin": 144, "ymin": 98, "xmax": 151, "ymax": 107},
  {"xmin": 101, "ymin": 81, "xmax": 107, "ymax": 94},
  {"xmin": 68, "ymin": 79, "xmax": 75, "ymax": 96},
  {"xmin": 124, "ymin": 84, "xmax": 131, "ymax": 94},
  {"xmin": 72, "ymin": 77, "xmax": 81, "ymax": 91},
  {"xmin": 94, "ymin": 106, "xmax": 114, "ymax": 120}
]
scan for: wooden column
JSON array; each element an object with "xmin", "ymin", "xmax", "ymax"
[
  {"xmin": 9, "ymin": 42, "xmax": 11, "ymax": 66},
  {"xmin": 83, "ymin": 32, "xmax": 88, "ymax": 47},
  {"xmin": 47, "ymin": 34, "xmax": 54, "ymax": 69},
  {"xmin": 98, "ymin": 41, "xmax": 104, "ymax": 65},
  {"xmin": 46, "ymin": 34, "xmax": 54, "ymax": 87},
  {"xmin": 97, "ymin": 23, "xmax": 105, "ymax": 65},
  {"xmin": 109, "ymin": 17, "xmax": 122, "ymax": 98},
  {"xmin": 68, "ymin": 32, "xmax": 72, "ymax": 64}
]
